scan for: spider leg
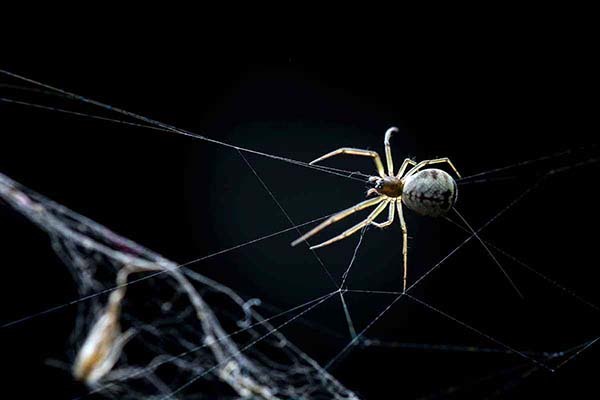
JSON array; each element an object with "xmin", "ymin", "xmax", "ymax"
[
  {"xmin": 404, "ymin": 157, "xmax": 461, "ymax": 178},
  {"xmin": 371, "ymin": 200, "xmax": 395, "ymax": 228},
  {"xmin": 396, "ymin": 158, "xmax": 417, "ymax": 178},
  {"xmin": 309, "ymin": 148, "xmax": 386, "ymax": 178},
  {"xmin": 396, "ymin": 201, "xmax": 408, "ymax": 292},
  {"xmin": 310, "ymin": 200, "xmax": 390, "ymax": 249},
  {"xmin": 291, "ymin": 196, "xmax": 385, "ymax": 247},
  {"xmin": 384, "ymin": 127, "xmax": 399, "ymax": 176}
]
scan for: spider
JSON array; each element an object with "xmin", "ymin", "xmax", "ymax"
[{"xmin": 291, "ymin": 127, "xmax": 461, "ymax": 292}]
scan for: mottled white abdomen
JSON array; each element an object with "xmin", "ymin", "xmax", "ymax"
[{"xmin": 402, "ymin": 169, "xmax": 457, "ymax": 217}]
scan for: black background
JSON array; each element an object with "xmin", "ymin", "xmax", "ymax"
[{"xmin": 1, "ymin": 21, "xmax": 598, "ymax": 399}]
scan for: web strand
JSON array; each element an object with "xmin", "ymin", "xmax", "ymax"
[
  {"xmin": 236, "ymin": 150, "xmax": 339, "ymax": 289},
  {"xmin": 443, "ymin": 215, "xmax": 600, "ymax": 313},
  {"xmin": 451, "ymin": 208, "xmax": 524, "ymax": 298},
  {"xmin": 0, "ymin": 71, "xmax": 370, "ymax": 184},
  {"xmin": 0, "ymin": 211, "xmax": 333, "ymax": 329},
  {"xmin": 259, "ymin": 295, "xmax": 565, "ymax": 358},
  {"xmin": 553, "ymin": 336, "xmax": 599, "ymax": 370},
  {"xmin": 457, "ymin": 144, "xmax": 598, "ymax": 183},
  {"xmin": 405, "ymin": 294, "xmax": 555, "ymax": 372},
  {"xmin": 339, "ymin": 293, "xmax": 358, "ymax": 340}
]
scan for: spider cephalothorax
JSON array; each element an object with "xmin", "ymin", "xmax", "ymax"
[
  {"xmin": 368, "ymin": 175, "xmax": 404, "ymax": 198},
  {"xmin": 291, "ymin": 127, "xmax": 461, "ymax": 292}
]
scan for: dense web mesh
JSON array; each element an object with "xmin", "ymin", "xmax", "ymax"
[{"xmin": 0, "ymin": 171, "xmax": 359, "ymax": 400}]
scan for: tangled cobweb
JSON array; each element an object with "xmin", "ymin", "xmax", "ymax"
[{"xmin": 0, "ymin": 171, "xmax": 360, "ymax": 400}]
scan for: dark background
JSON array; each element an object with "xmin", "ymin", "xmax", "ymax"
[{"xmin": 1, "ymin": 24, "xmax": 598, "ymax": 399}]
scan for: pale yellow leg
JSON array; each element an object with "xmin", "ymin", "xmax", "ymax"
[
  {"xmin": 371, "ymin": 200, "xmax": 395, "ymax": 228},
  {"xmin": 396, "ymin": 201, "xmax": 408, "ymax": 292},
  {"xmin": 404, "ymin": 157, "xmax": 461, "ymax": 178},
  {"xmin": 310, "ymin": 148, "xmax": 386, "ymax": 178},
  {"xmin": 291, "ymin": 196, "xmax": 385, "ymax": 247},
  {"xmin": 396, "ymin": 158, "xmax": 417, "ymax": 178},
  {"xmin": 310, "ymin": 200, "xmax": 390, "ymax": 249},
  {"xmin": 384, "ymin": 127, "xmax": 399, "ymax": 176}
]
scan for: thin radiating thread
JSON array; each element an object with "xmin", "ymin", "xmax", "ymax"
[
  {"xmin": 443, "ymin": 215, "xmax": 600, "ymax": 313},
  {"xmin": 405, "ymin": 294, "xmax": 554, "ymax": 372},
  {"xmin": 553, "ymin": 336, "xmax": 599, "ymax": 369},
  {"xmin": 1, "ymin": 212, "xmax": 333, "ymax": 329},
  {"xmin": 238, "ymin": 149, "xmax": 363, "ymax": 342},
  {"xmin": 237, "ymin": 149, "xmax": 339, "ymax": 289},
  {"xmin": 452, "ymin": 208, "xmax": 524, "ymax": 298},
  {"xmin": 0, "ymin": 71, "xmax": 371, "ymax": 183},
  {"xmin": 457, "ymin": 145, "xmax": 597, "ymax": 183}
]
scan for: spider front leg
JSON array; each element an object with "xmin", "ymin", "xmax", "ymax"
[
  {"xmin": 310, "ymin": 200, "xmax": 390, "ymax": 249},
  {"xmin": 371, "ymin": 200, "xmax": 396, "ymax": 228},
  {"xmin": 404, "ymin": 157, "xmax": 461, "ymax": 178},
  {"xmin": 384, "ymin": 127, "xmax": 399, "ymax": 176},
  {"xmin": 309, "ymin": 148, "xmax": 386, "ymax": 178},
  {"xmin": 291, "ymin": 196, "xmax": 385, "ymax": 247},
  {"xmin": 396, "ymin": 201, "xmax": 408, "ymax": 292}
]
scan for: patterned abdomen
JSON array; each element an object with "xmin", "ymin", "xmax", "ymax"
[{"xmin": 401, "ymin": 169, "xmax": 458, "ymax": 217}]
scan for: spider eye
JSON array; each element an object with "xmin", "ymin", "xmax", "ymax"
[{"xmin": 366, "ymin": 178, "xmax": 383, "ymax": 190}]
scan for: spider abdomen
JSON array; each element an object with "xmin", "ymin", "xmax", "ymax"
[{"xmin": 401, "ymin": 169, "xmax": 457, "ymax": 217}]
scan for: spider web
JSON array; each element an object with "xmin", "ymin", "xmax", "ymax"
[
  {"xmin": 0, "ymin": 171, "xmax": 357, "ymax": 400},
  {"xmin": 1, "ymin": 68, "xmax": 599, "ymax": 399}
]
